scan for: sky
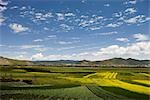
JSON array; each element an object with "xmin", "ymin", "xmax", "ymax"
[{"xmin": 0, "ymin": 0, "xmax": 150, "ymax": 61}]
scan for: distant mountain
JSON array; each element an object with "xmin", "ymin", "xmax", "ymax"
[
  {"xmin": 93, "ymin": 58, "xmax": 150, "ymax": 66},
  {"xmin": 0, "ymin": 56, "xmax": 149, "ymax": 67},
  {"xmin": 33, "ymin": 60, "xmax": 79, "ymax": 66}
]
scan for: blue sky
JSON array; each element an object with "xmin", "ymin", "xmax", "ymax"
[{"xmin": 0, "ymin": 0, "xmax": 150, "ymax": 60}]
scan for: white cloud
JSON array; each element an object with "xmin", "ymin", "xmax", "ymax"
[
  {"xmin": 31, "ymin": 53, "xmax": 44, "ymax": 60},
  {"xmin": 80, "ymin": 15, "xmax": 88, "ymax": 18},
  {"xmin": 10, "ymin": 6, "xmax": 18, "ymax": 9},
  {"xmin": 56, "ymin": 13, "xmax": 65, "ymax": 21},
  {"xmin": 78, "ymin": 15, "xmax": 104, "ymax": 30},
  {"xmin": 93, "ymin": 31, "xmax": 118, "ymax": 36},
  {"xmin": 29, "ymin": 41, "xmax": 150, "ymax": 61},
  {"xmin": 0, "ymin": 0, "xmax": 7, "ymax": 14},
  {"xmin": 118, "ymin": 16, "xmax": 125, "ymax": 21},
  {"xmin": 43, "ymin": 12, "xmax": 53, "ymax": 17},
  {"xmin": 89, "ymin": 26, "xmax": 102, "ymax": 30},
  {"xmin": 113, "ymin": 12, "xmax": 122, "ymax": 17},
  {"xmin": 20, "ymin": 45, "xmax": 41, "ymax": 49},
  {"xmin": 7, "ymin": 44, "xmax": 46, "ymax": 52},
  {"xmin": 88, "ymin": 41, "xmax": 150, "ymax": 60},
  {"xmin": 71, "ymin": 37, "xmax": 80, "ymax": 40},
  {"xmin": 96, "ymin": 41, "xmax": 150, "ymax": 60},
  {"xmin": 65, "ymin": 13, "xmax": 75, "ymax": 17},
  {"xmin": 104, "ymin": 4, "xmax": 110, "ymax": 7},
  {"xmin": 0, "ymin": 0, "xmax": 8, "ymax": 25},
  {"xmin": 125, "ymin": 8, "xmax": 137, "ymax": 14},
  {"xmin": 133, "ymin": 33, "xmax": 150, "ymax": 41},
  {"xmin": 116, "ymin": 38, "xmax": 129, "ymax": 42},
  {"xmin": 20, "ymin": 45, "xmax": 42, "ymax": 49},
  {"xmin": 124, "ymin": 0, "xmax": 137, "ymax": 5},
  {"xmin": 0, "ymin": 0, "xmax": 8, "ymax": 5},
  {"xmin": 0, "ymin": 6, "xmax": 7, "ymax": 12},
  {"xmin": 33, "ymin": 39, "xmax": 43, "ymax": 42},
  {"xmin": 9, "ymin": 23, "xmax": 29, "ymax": 33},
  {"xmin": 81, "ymin": 0, "xmax": 87, "ymax": 3},
  {"xmin": 60, "ymin": 24, "xmax": 73, "ymax": 32},
  {"xmin": 44, "ymin": 27, "xmax": 49, "ymax": 30},
  {"xmin": 124, "ymin": 15, "xmax": 147, "ymax": 24},
  {"xmin": 57, "ymin": 46, "xmax": 76, "ymax": 51},
  {"xmin": 145, "ymin": 17, "xmax": 150, "ymax": 21},
  {"xmin": 0, "ymin": 0, "xmax": 8, "ymax": 12},
  {"xmin": 48, "ymin": 35, "xmax": 56, "ymax": 38},
  {"xmin": 58, "ymin": 41, "xmax": 72, "ymax": 45},
  {"xmin": 34, "ymin": 12, "xmax": 53, "ymax": 21},
  {"xmin": 96, "ymin": 16, "xmax": 103, "ymax": 19},
  {"xmin": 106, "ymin": 23, "xmax": 119, "ymax": 28},
  {"xmin": 0, "ymin": 44, "xmax": 5, "ymax": 47},
  {"xmin": 129, "ymin": 0, "xmax": 137, "ymax": 4},
  {"xmin": 20, "ymin": 6, "xmax": 26, "ymax": 10},
  {"xmin": 0, "ymin": 17, "xmax": 5, "ymax": 25},
  {"xmin": 34, "ymin": 48, "xmax": 47, "ymax": 52},
  {"xmin": 44, "ymin": 35, "xmax": 57, "ymax": 40},
  {"xmin": 79, "ymin": 20, "xmax": 90, "ymax": 27},
  {"xmin": 58, "ymin": 40, "xmax": 80, "ymax": 45},
  {"xmin": 8, "ymin": 45, "xmax": 40, "ymax": 49},
  {"xmin": 14, "ymin": 55, "xmax": 26, "ymax": 60},
  {"xmin": 106, "ymin": 22, "xmax": 123, "ymax": 28},
  {"xmin": 35, "ymin": 13, "xmax": 46, "ymax": 20}
]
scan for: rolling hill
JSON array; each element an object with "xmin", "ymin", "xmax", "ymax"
[
  {"xmin": 0, "ymin": 56, "xmax": 149, "ymax": 67},
  {"xmin": 0, "ymin": 56, "xmax": 33, "ymax": 65}
]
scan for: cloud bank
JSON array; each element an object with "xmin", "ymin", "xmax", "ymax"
[{"xmin": 31, "ymin": 41, "xmax": 150, "ymax": 61}]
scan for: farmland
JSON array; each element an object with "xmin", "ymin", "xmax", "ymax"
[{"xmin": 0, "ymin": 66, "xmax": 150, "ymax": 100}]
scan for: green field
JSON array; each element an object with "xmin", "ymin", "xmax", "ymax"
[{"xmin": 0, "ymin": 66, "xmax": 150, "ymax": 100}]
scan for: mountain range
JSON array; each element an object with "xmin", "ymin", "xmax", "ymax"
[{"xmin": 0, "ymin": 56, "xmax": 149, "ymax": 67}]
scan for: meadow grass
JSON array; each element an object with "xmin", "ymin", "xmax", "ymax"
[
  {"xmin": 1, "ymin": 86, "xmax": 100, "ymax": 100},
  {"xmin": 0, "ymin": 66, "xmax": 150, "ymax": 100},
  {"xmin": 101, "ymin": 86, "xmax": 149, "ymax": 100},
  {"xmin": 86, "ymin": 85, "xmax": 128, "ymax": 100}
]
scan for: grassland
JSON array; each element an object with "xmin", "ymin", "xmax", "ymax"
[{"xmin": 0, "ymin": 66, "xmax": 150, "ymax": 100}]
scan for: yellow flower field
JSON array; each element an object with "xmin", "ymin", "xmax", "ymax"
[
  {"xmin": 133, "ymin": 80, "xmax": 150, "ymax": 85},
  {"xmin": 62, "ymin": 72, "xmax": 150, "ymax": 95}
]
